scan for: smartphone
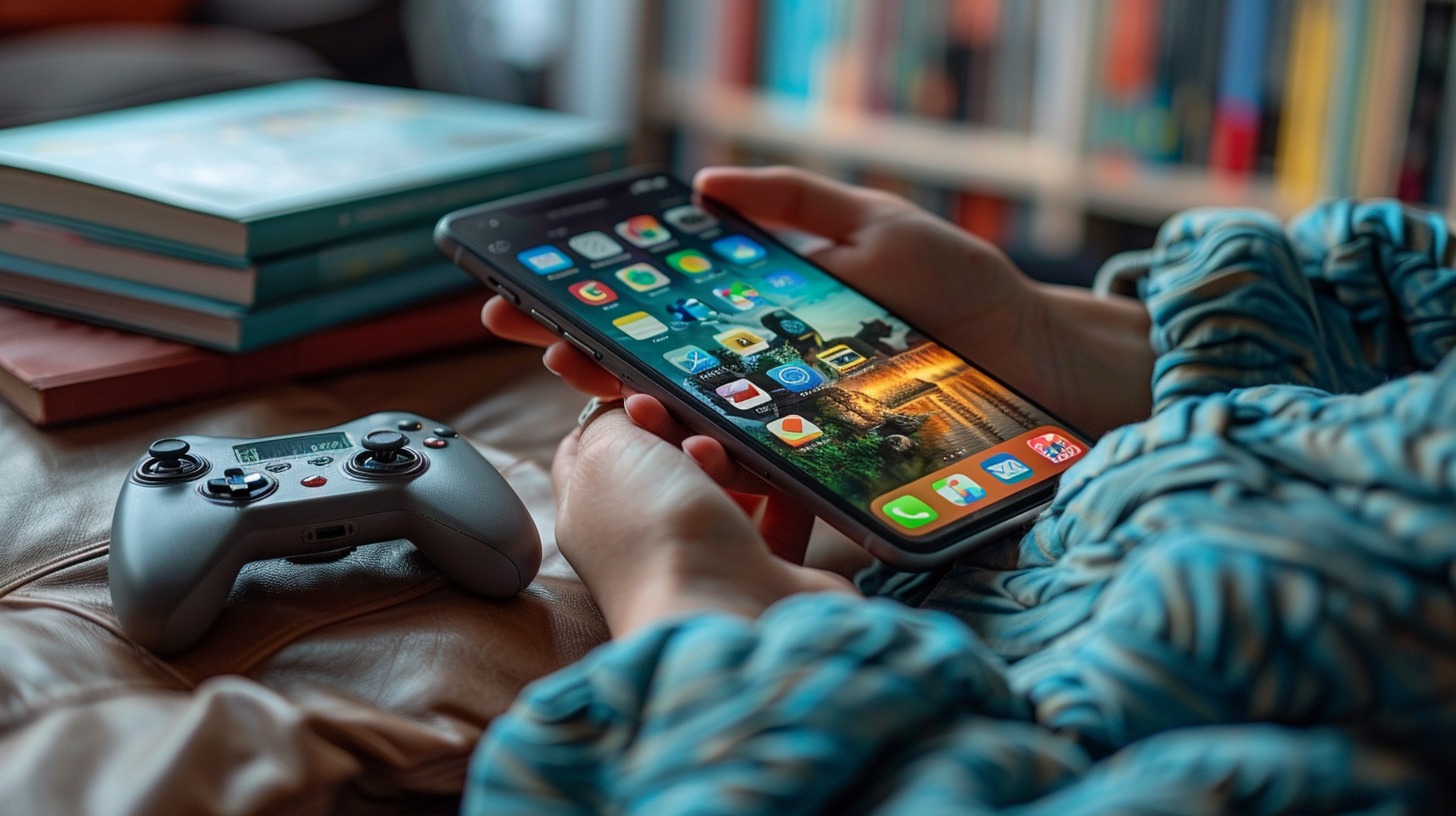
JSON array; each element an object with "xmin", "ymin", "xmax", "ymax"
[{"xmin": 436, "ymin": 167, "xmax": 1089, "ymax": 570}]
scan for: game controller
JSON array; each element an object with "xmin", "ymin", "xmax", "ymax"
[{"xmin": 109, "ymin": 412, "xmax": 541, "ymax": 655}]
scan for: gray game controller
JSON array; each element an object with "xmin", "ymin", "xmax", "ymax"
[{"xmin": 109, "ymin": 412, "xmax": 541, "ymax": 655}]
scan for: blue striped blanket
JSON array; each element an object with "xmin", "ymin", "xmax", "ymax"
[{"xmin": 466, "ymin": 201, "xmax": 1456, "ymax": 814}]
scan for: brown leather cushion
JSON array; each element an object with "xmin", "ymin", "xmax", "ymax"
[{"xmin": 0, "ymin": 342, "xmax": 608, "ymax": 815}]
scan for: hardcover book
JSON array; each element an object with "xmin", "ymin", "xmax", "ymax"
[
  {"xmin": 0, "ymin": 252, "xmax": 475, "ymax": 352},
  {"xmin": 0, "ymin": 296, "xmax": 492, "ymax": 427},
  {"xmin": 0, "ymin": 79, "xmax": 624, "ymax": 260}
]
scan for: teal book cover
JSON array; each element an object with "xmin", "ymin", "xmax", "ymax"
[
  {"xmin": 0, "ymin": 79, "xmax": 625, "ymax": 259},
  {"xmin": 0, "ymin": 250, "xmax": 478, "ymax": 352}
]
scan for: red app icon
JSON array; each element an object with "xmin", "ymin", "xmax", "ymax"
[
  {"xmin": 569, "ymin": 280, "xmax": 617, "ymax": 306},
  {"xmin": 1027, "ymin": 431, "xmax": 1082, "ymax": 464}
]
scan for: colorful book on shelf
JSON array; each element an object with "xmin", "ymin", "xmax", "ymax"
[
  {"xmin": 1211, "ymin": 0, "xmax": 1272, "ymax": 177},
  {"xmin": 1275, "ymin": 0, "xmax": 1337, "ymax": 204},
  {"xmin": 0, "ymin": 253, "xmax": 474, "ymax": 352},
  {"xmin": 0, "ymin": 296, "xmax": 492, "ymax": 427},
  {"xmin": 0, "ymin": 79, "xmax": 625, "ymax": 261},
  {"xmin": 0, "ymin": 212, "xmax": 439, "ymax": 307},
  {"xmin": 1354, "ymin": 0, "xmax": 1422, "ymax": 197}
]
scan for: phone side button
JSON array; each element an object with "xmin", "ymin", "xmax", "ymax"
[
  {"xmin": 485, "ymin": 276, "xmax": 521, "ymax": 304},
  {"xmin": 529, "ymin": 309, "xmax": 561, "ymax": 334},
  {"xmin": 561, "ymin": 331, "xmax": 602, "ymax": 360}
]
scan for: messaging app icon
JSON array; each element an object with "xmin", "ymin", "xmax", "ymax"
[
  {"xmin": 766, "ymin": 414, "xmax": 823, "ymax": 448},
  {"xmin": 882, "ymin": 495, "xmax": 939, "ymax": 530},
  {"xmin": 665, "ymin": 345, "xmax": 718, "ymax": 374},
  {"xmin": 981, "ymin": 453, "xmax": 1033, "ymax": 484},
  {"xmin": 715, "ymin": 379, "xmax": 771, "ymax": 411}
]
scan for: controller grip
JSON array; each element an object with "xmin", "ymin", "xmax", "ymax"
[{"xmin": 109, "ymin": 510, "xmax": 249, "ymax": 655}]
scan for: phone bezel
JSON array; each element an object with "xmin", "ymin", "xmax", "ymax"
[{"xmin": 436, "ymin": 166, "xmax": 1087, "ymax": 568}]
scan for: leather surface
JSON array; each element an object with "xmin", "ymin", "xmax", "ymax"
[{"xmin": 0, "ymin": 341, "xmax": 609, "ymax": 815}]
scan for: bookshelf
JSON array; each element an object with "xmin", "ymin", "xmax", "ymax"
[{"xmin": 639, "ymin": 0, "xmax": 1454, "ymax": 263}]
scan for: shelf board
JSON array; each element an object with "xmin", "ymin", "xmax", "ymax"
[{"xmin": 650, "ymin": 81, "xmax": 1305, "ymax": 223}]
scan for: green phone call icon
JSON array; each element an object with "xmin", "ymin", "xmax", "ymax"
[{"xmin": 882, "ymin": 495, "xmax": 939, "ymax": 529}]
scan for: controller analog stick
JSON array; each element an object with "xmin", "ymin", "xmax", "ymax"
[
  {"xmin": 349, "ymin": 429, "xmax": 424, "ymax": 477},
  {"xmin": 136, "ymin": 438, "xmax": 206, "ymax": 481},
  {"xmin": 362, "ymin": 429, "xmax": 409, "ymax": 463}
]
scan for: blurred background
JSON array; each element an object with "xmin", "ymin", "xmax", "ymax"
[{"xmin": 2, "ymin": 0, "xmax": 1451, "ymax": 284}]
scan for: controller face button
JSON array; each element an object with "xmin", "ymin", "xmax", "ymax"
[
  {"xmin": 265, "ymin": 462, "xmax": 292, "ymax": 473},
  {"xmin": 397, "ymin": 420, "xmax": 423, "ymax": 431},
  {"xmin": 300, "ymin": 475, "xmax": 328, "ymax": 488},
  {"xmin": 423, "ymin": 437, "xmax": 447, "ymax": 449},
  {"xmin": 433, "ymin": 427, "xmax": 458, "ymax": 438},
  {"xmin": 307, "ymin": 456, "xmax": 334, "ymax": 467}
]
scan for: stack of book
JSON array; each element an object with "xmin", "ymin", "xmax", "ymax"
[{"xmin": 0, "ymin": 79, "xmax": 625, "ymax": 424}]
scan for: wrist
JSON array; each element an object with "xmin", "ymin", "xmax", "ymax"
[{"xmin": 1037, "ymin": 284, "xmax": 1155, "ymax": 434}]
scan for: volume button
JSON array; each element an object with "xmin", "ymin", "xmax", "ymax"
[
  {"xmin": 561, "ymin": 331, "xmax": 602, "ymax": 360},
  {"xmin": 529, "ymin": 309, "xmax": 561, "ymax": 333},
  {"xmin": 485, "ymin": 276, "xmax": 520, "ymax": 304}
]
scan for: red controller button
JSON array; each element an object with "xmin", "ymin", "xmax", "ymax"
[
  {"xmin": 423, "ymin": 437, "xmax": 447, "ymax": 449},
  {"xmin": 300, "ymin": 475, "xmax": 328, "ymax": 488}
]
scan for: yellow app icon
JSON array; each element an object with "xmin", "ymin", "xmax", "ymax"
[
  {"xmin": 714, "ymin": 328, "xmax": 770, "ymax": 356},
  {"xmin": 766, "ymin": 415, "xmax": 823, "ymax": 448},
  {"xmin": 612, "ymin": 311, "xmax": 668, "ymax": 340}
]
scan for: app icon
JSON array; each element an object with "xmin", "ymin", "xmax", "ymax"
[
  {"xmin": 715, "ymin": 379, "xmax": 772, "ymax": 411},
  {"xmin": 882, "ymin": 495, "xmax": 939, "ymax": 529},
  {"xmin": 612, "ymin": 311, "xmax": 668, "ymax": 340},
  {"xmin": 763, "ymin": 269, "xmax": 807, "ymax": 291},
  {"xmin": 516, "ymin": 244, "xmax": 573, "ymax": 275},
  {"xmin": 981, "ymin": 453, "xmax": 1033, "ymax": 484},
  {"xmin": 712, "ymin": 235, "xmax": 767, "ymax": 265},
  {"xmin": 932, "ymin": 474, "xmax": 985, "ymax": 506},
  {"xmin": 766, "ymin": 363, "xmax": 825, "ymax": 393},
  {"xmin": 614, "ymin": 262, "xmax": 672, "ymax": 293},
  {"xmin": 666, "ymin": 297, "xmax": 718, "ymax": 323},
  {"xmin": 714, "ymin": 328, "xmax": 771, "ymax": 356},
  {"xmin": 568, "ymin": 279, "xmax": 617, "ymax": 306},
  {"xmin": 665, "ymin": 345, "xmax": 718, "ymax": 374},
  {"xmin": 713, "ymin": 281, "xmax": 768, "ymax": 311},
  {"xmin": 615, "ymin": 215, "xmax": 672, "ymax": 247},
  {"xmin": 766, "ymin": 414, "xmax": 823, "ymax": 448},
  {"xmin": 567, "ymin": 231, "xmax": 623, "ymax": 260},
  {"xmin": 1027, "ymin": 432, "xmax": 1083, "ymax": 464},
  {"xmin": 819, "ymin": 344, "xmax": 869, "ymax": 374},
  {"xmin": 664, "ymin": 204, "xmax": 717, "ymax": 233},
  {"xmin": 666, "ymin": 249, "xmax": 715, "ymax": 275}
]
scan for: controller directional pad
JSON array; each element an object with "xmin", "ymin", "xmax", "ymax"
[{"xmin": 202, "ymin": 467, "xmax": 276, "ymax": 501}]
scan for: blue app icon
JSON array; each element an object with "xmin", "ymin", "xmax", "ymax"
[
  {"xmin": 763, "ymin": 269, "xmax": 806, "ymax": 291},
  {"xmin": 712, "ymin": 235, "xmax": 767, "ymax": 265},
  {"xmin": 517, "ymin": 244, "xmax": 573, "ymax": 275},
  {"xmin": 766, "ymin": 363, "xmax": 826, "ymax": 393},
  {"xmin": 664, "ymin": 345, "xmax": 718, "ymax": 374},
  {"xmin": 981, "ymin": 453, "xmax": 1033, "ymax": 484}
]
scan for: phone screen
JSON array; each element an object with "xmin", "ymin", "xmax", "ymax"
[{"xmin": 460, "ymin": 172, "xmax": 1088, "ymax": 547}]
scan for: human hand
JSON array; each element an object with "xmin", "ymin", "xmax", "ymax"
[{"xmin": 552, "ymin": 397, "xmax": 855, "ymax": 637}]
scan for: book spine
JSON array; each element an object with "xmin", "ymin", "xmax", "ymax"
[
  {"xmin": 253, "ymin": 227, "xmax": 439, "ymax": 304},
  {"xmin": 1354, "ymin": 0, "xmax": 1422, "ymax": 197},
  {"xmin": 1275, "ymin": 0, "xmax": 1337, "ymax": 205},
  {"xmin": 244, "ymin": 144, "xmax": 627, "ymax": 258},
  {"xmin": 1211, "ymin": 0, "xmax": 1270, "ymax": 176},
  {"xmin": 1321, "ymin": 0, "xmax": 1372, "ymax": 198}
]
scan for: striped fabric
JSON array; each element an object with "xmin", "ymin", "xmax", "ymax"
[{"xmin": 466, "ymin": 201, "xmax": 1456, "ymax": 814}]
